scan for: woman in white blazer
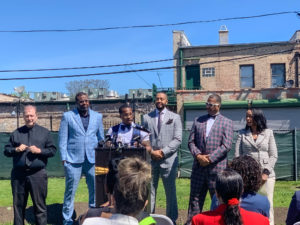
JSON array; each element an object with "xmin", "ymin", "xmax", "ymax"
[{"xmin": 235, "ymin": 108, "xmax": 278, "ymax": 225}]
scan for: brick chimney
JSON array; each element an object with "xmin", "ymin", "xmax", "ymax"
[{"xmin": 219, "ymin": 25, "xmax": 228, "ymax": 45}]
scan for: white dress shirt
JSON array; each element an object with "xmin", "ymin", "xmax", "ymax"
[{"xmin": 206, "ymin": 116, "xmax": 216, "ymax": 138}]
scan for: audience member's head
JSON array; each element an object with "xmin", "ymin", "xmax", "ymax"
[
  {"xmin": 113, "ymin": 157, "xmax": 151, "ymax": 216},
  {"xmin": 215, "ymin": 169, "xmax": 243, "ymax": 225},
  {"xmin": 230, "ymin": 155, "xmax": 262, "ymax": 193}
]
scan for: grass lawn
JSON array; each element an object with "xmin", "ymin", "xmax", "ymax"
[{"xmin": 0, "ymin": 178, "xmax": 299, "ymax": 210}]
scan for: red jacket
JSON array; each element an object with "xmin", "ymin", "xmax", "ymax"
[{"xmin": 192, "ymin": 204, "xmax": 269, "ymax": 225}]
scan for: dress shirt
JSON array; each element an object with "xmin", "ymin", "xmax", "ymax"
[
  {"xmin": 107, "ymin": 122, "xmax": 149, "ymax": 145},
  {"xmin": 80, "ymin": 111, "xmax": 90, "ymax": 132},
  {"xmin": 206, "ymin": 116, "xmax": 216, "ymax": 138}
]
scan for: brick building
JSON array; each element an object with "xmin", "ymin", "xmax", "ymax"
[{"xmin": 173, "ymin": 28, "xmax": 300, "ymax": 130}]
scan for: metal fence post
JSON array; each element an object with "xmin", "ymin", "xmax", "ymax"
[
  {"xmin": 294, "ymin": 128, "xmax": 298, "ymax": 181},
  {"xmin": 50, "ymin": 115, "xmax": 53, "ymax": 132}
]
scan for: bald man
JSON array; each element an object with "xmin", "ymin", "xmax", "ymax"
[
  {"xmin": 143, "ymin": 92, "xmax": 182, "ymax": 224},
  {"xmin": 4, "ymin": 105, "xmax": 57, "ymax": 225}
]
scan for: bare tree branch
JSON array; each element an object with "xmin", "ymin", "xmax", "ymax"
[{"xmin": 65, "ymin": 79, "xmax": 110, "ymax": 97}]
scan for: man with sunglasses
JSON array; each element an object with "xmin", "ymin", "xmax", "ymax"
[
  {"xmin": 186, "ymin": 94, "xmax": 234, "ymax": 224},
  {"xmin": 59, "ymin": 92, "xmax": 104, "ymax": 225}
]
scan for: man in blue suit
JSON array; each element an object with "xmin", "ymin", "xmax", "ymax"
[{"xmin": 59, "ymin": 92, "xmax": 104, "ymax": 225}]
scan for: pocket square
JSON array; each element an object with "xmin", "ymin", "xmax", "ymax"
[{"xmin": 166, "ymin": 119, "xmax": 173, "ymax": 124}]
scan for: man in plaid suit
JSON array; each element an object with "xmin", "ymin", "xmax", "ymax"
[{"xmin": 186, "ymin": 94, "xmax": 234, "ymax": 224}]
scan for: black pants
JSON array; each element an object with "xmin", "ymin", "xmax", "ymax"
[{"xmin": 11, "ymin": 168, "xmax": 48, "ymax": 225}]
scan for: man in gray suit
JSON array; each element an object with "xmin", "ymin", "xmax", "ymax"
[{"xmin": 143, "ymin": 92, "xmax": 182, "ymax": 224}]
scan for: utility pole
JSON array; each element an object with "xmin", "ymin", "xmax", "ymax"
[
  {"xmin": 295, "ymin": 52, "xmax": 299, "ymax": 87},
  {"xmin": 17, "ymin": 98, "xmax": 20, "ymax": 128}
]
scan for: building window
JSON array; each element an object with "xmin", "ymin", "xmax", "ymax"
[
  {"xmin": 202, "ymin": 67, "xmax": 215, "ymax": 77},
  {"xmin": 271, "ymin": 64, "xmax": 285, "ymax": 88},
  {"xmin": 185, "ymin": 65, "xmax": 201, "ymax": 90},
  {"xmin": 240, "ymin": 65, "xmax": 254, "ymax": 88}
]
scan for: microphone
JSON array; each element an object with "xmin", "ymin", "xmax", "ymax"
[
  {"xmin": 132, "ymin": 135, "xmax": 142, "ymax": 147},
  {"xmin": 98, "ymin": 134, "xmax": 113, "ymax": 148},
  {"xmin": 117, "ymin": 141, "xmax": 123, "ymax": 148},
  {"xmin": 104, "ymin": 134, "xmax": 112, "ymax": 143},
  {"xmin": 111, "ymin": 134, "xmax": 118, "ymax": 147},
  {"xmin": 133, "ymin": 124, "xmax": 151, "ymax": 133},
  {"xmin": 116, "ymin": 136, "xmax": 123, "ymax": 151},
  {"xmin": 132, "ymin": 135, "xmax": 141, "ymax": 142}
]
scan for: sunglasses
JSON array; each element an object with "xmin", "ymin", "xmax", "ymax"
[{"xmin": 206, "ymin": 102, "xmax": 219, "ymax": 107}]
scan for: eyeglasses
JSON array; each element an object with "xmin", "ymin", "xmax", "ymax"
[{"xmin": 206, "ymin": 102, "xmax": 219, "ymax": 107}]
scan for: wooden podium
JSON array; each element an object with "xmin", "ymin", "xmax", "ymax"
[{"xmin": 94, "ymin": 146, "xmax": 147, "ymax": 207}]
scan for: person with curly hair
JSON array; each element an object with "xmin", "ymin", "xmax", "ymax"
[
  {"xmin": 210, "ymin": 156, "xmax": 270, "ymax": 217},
  {"xmin": 230, "ymin": 156, "xmax": 270, "ymax": 217},
  {"xmin": 192, "ymin": 169, "xmax": 269, "ymax": 225}
]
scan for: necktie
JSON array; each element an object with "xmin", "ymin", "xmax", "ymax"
[{"xmin": 158, "ymin": 112, "xmax": 162, "ymax": 133}]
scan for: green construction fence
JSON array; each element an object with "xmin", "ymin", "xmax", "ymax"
[{"xmin": 0, "ymin": 130, "xmax": 299, "ymax": 180}]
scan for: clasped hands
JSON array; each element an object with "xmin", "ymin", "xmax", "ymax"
[
  {"xmin": 15, "ymin": 144, "xmax": 41, "ymax": 154},
  {"xmin": 151, "ymin": 149, "xmax": 164, "ymax": 160},
  {"xmin": 196, "ymin": 154, "xmax": 211, "ymax": 167}
]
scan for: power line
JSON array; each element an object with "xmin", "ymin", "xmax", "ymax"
[
  {"xmin": 0, "ymin": 47, "xmax": 293, "ymax": 81},
  {"xmin": 157, "ymin": 72, "xmax": 163, "ymax": 88},
  {"xmin": 0, "ymin": 11, "xmax": 298, "ymax": 33},
  {"xmin": 0, "ymin": 42, "xmax": 294, "ymax": 73},
  {"xmin": 0, "ymin": 66, "xmax": 174, "ymax": 81},
  {"xmin": 125, "ymin": 65, "xmax": 152, "ymax": 87},
  {"xmin": 0, "ymin": 58, "xmax": 173, "ymax": 73}
]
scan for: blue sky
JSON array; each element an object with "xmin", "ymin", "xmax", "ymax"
[{"xmin": 0, "ymin": 1, "xmax": 299, "ymax": 95}]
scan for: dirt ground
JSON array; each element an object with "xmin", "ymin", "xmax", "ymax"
[{"xmin": 0, "ymin": 203, "xmax": 288, "ymax": 225}]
